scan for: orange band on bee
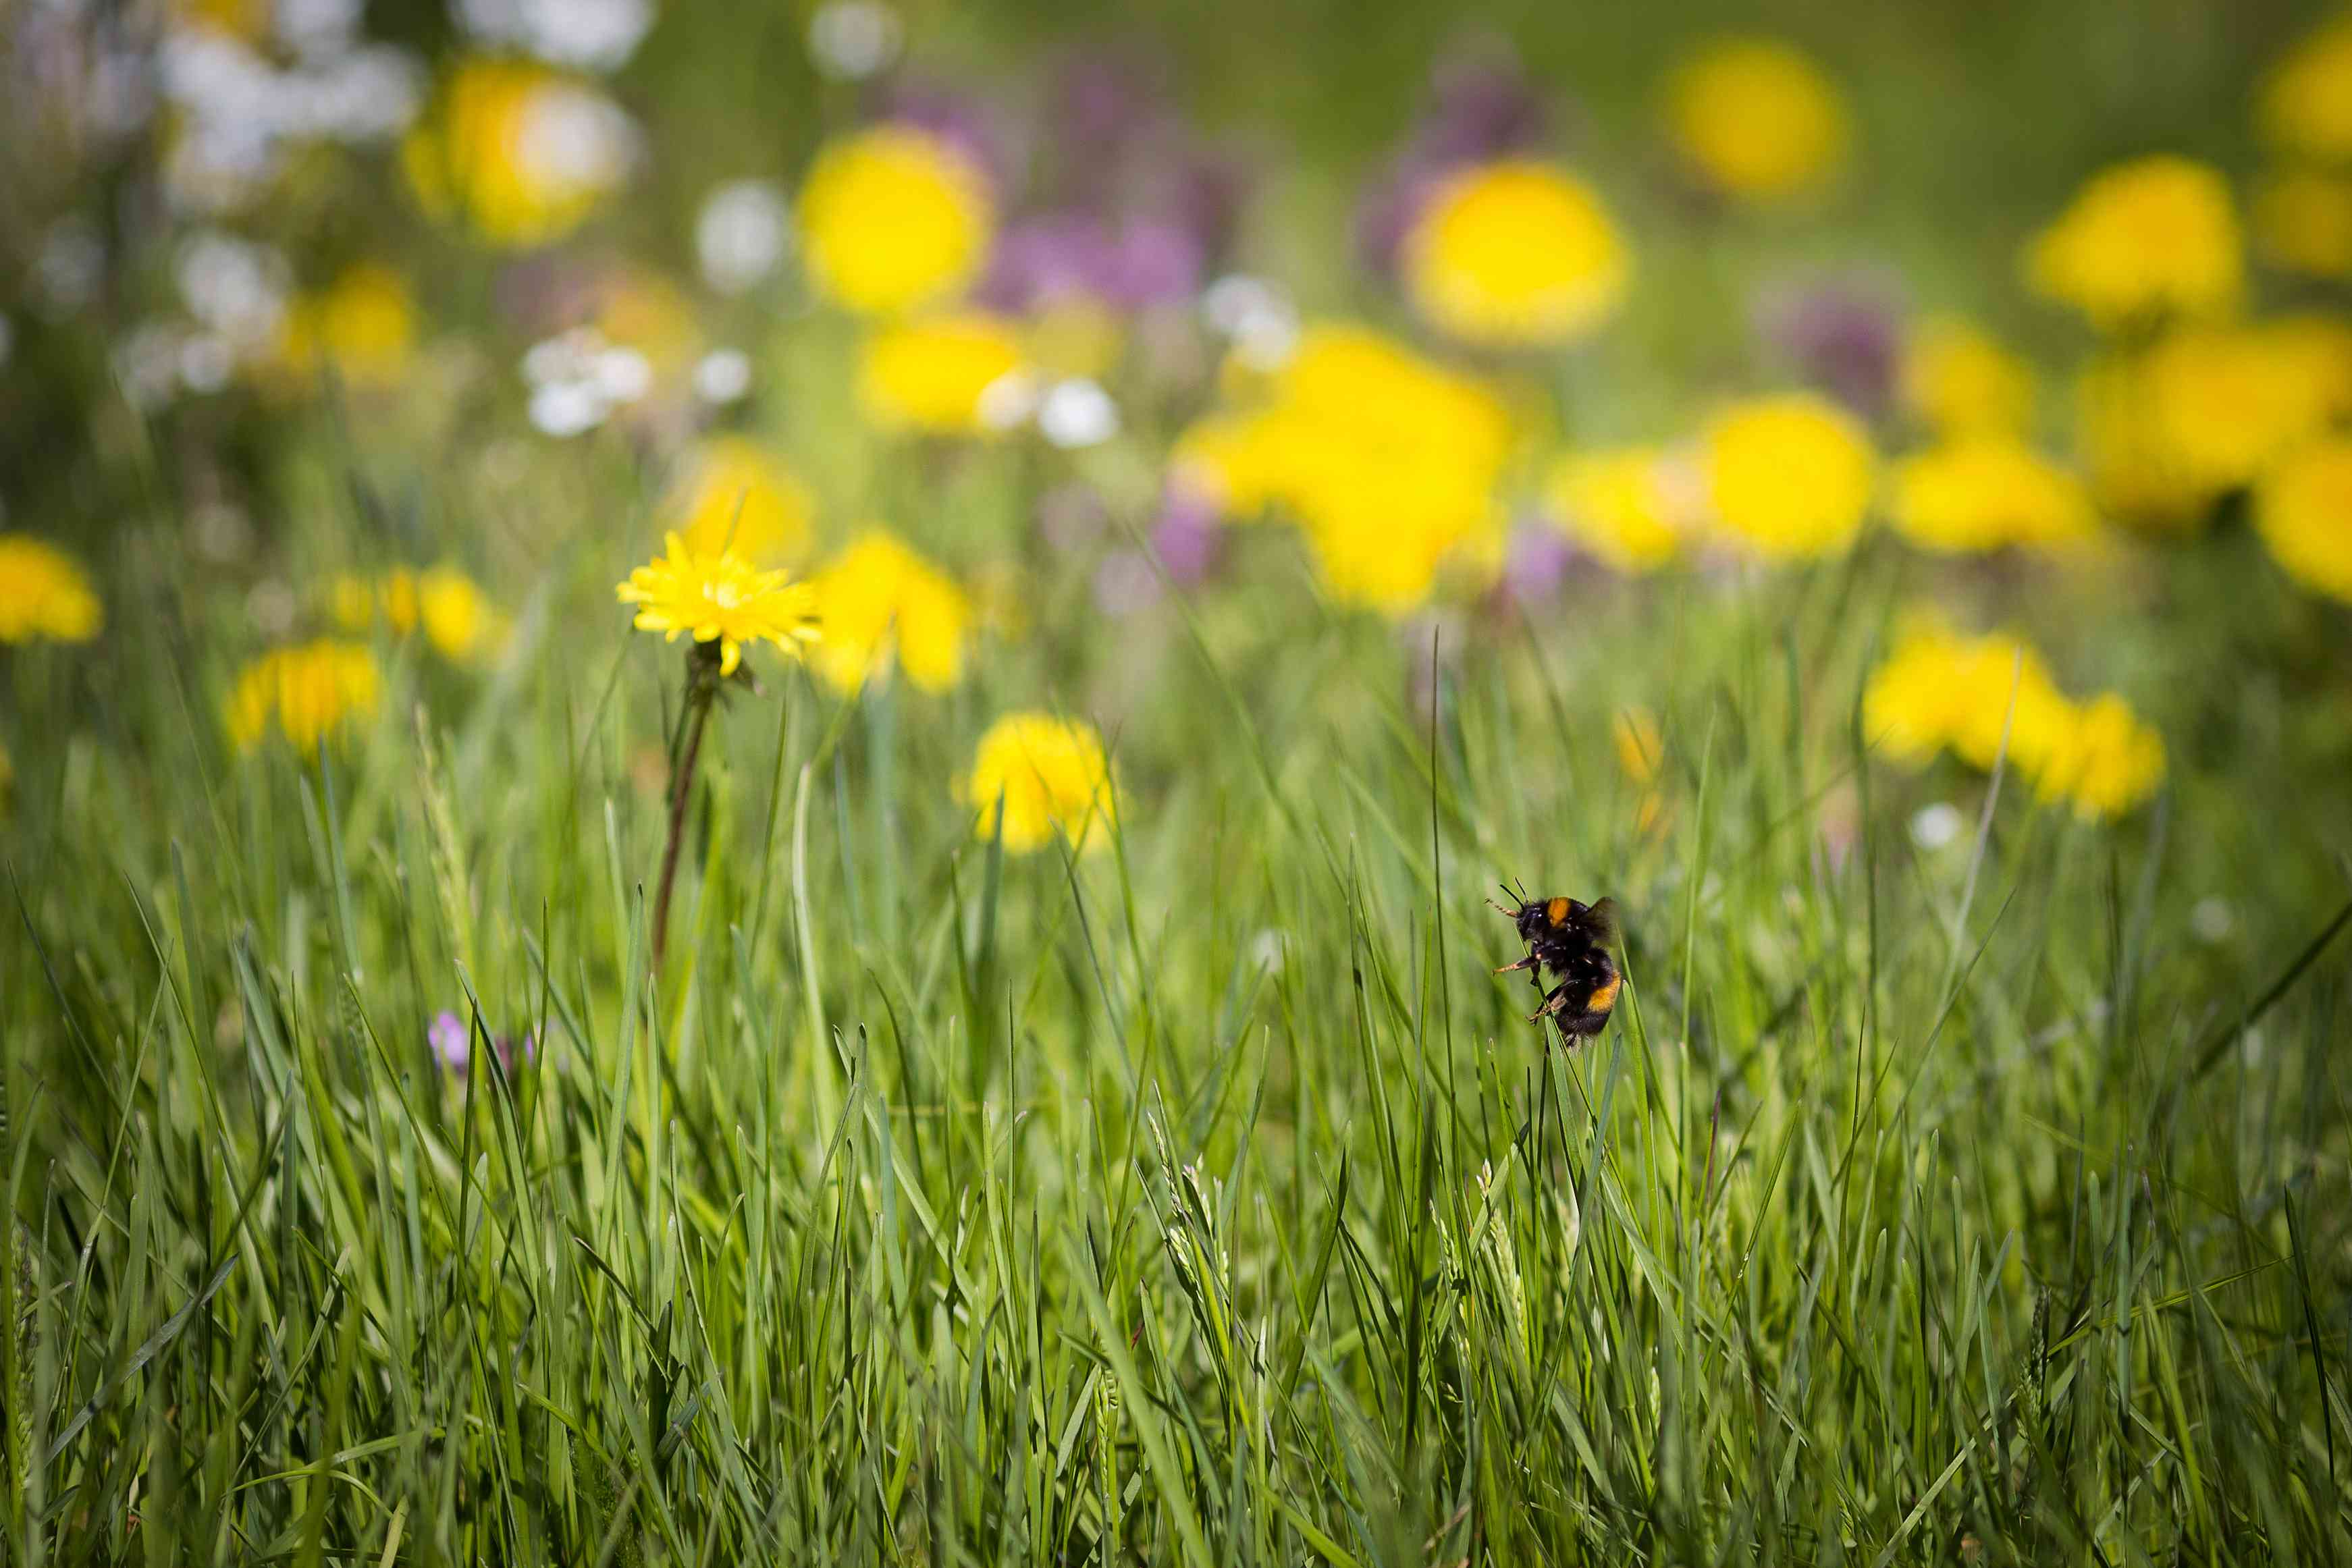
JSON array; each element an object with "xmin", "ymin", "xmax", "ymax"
[
  {"xmin": 1545, "ymin": 896, "xmax": 1572, "ymax": 926},
  {"xmin": 1585, "ymin": 976, "xmax": 1620, "ymax": 1013}
]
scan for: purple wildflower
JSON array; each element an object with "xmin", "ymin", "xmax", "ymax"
[
  {"xmin": 1753, "ymin": 268, "xmax": 1907, "ymax": 422},
  {"xmin": 429, "ymin": 1010, "xmax": 469, "ymax": 1071},
  {"xmin": 1501, "ymin": 520, "xmax": 1576, "ymax": 605},
  {"xmin": 1150, "ymin": 484, "xmax": 1223, "ymax": 585}
]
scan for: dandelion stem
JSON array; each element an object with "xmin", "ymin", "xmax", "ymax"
[{"xmin": 651, "ymin": 643, "xmax": 720, "ymax": 969}]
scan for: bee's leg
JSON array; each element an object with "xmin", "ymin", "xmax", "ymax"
[
  {"xmin": 1493, "ymin": 952, "xmax": 1539, "ymax": 975},
  {"xmin": 1526, "ymin": 983, "xmax": 1572, "ymax": 1023}
]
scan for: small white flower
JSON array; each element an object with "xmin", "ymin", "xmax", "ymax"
[
  {"xmin": 513, "ymin": 84, "xmax": 636, "ymax": 192},
  {"xmin": 693, "ymin": 348, "xmax": 753, "ymax": 404},
  {"xmin": 178, "ymin": 332, "xmax": 238, "ymax": 394},
  {"xmin": 696, "ymin": 180, "xmax": 791, "ymax": 294},
  {"xmin": 176, "ymin": 232, "xmax": 288, "ymax": 347},
  {"xmin": 1908, "ymin": 801, "xmax": 1964, "ymax": 851},
  {"xmin": 528, "ymin": 379, "xmax": 608, "ymax": 437},
  {"xmin": 1038, "ymin": 377, "xmax": 1119, "ymax": 449},
  {"xmin": 807, "ymin": 0, "xmax": 902, "ymax": 81},
  {"xmin": 275, "ymin": 0, "xmax": 365, "ymax": 57},
  {"xmin": 2190, "ymin": 897, "xmax": 2233, "ymax": 944},
  {"xmin": 591, "ymin": 346, "xmax": 653, "ymax": 404},
  {"xmin": 453, "ymin": 0, "xmax": 651, "ymax": 71}
]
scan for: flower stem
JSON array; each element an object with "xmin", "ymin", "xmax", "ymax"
[{"xmin": 651, "ymin": 644, "xmax": 721, "ymax": 969}]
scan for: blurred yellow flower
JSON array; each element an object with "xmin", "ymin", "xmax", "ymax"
[
  {"xmin": 1703, "ymin": 393, "xmax": 1876, "ymax": 560},
  {"xmin": 273, "ymin": 265, "xmax": 417, "ymax": 393},
  {"xmin": 1901, "ymin": 317, "xmax": 2035, "ymax": 436},
  {"xmin": 2073, "ymin": 353, "xmax": 2207, "ymax": 529},
  {"xmin": 1176, "ymin": 323, "xmax": 1513, "ymax": 614},
  {"xmin": 659, "ymin": 437, "xmax": 817, "ymax": 566},
  {"xmin": 2033, "ymin": 693, "xmax": 2165, "ymax": 821},
  {"xmin": 1541, "ymin": 448, "xmax": 1684, "ymax": 573},
  {"xmin": 1888, "ymin": 437, "xmax": 2098, "ymax": 554},
  {"xmin": 1613, "ymin": 704, "xmax": 1669, "ymax": 836},
  {"xmin": 857, "ymin": 311, "xmax": 1027, "ymax": 433},
  {"xmin": 1864, "ymin": 618, "xmax": 2158, "ymax": 817},
  {"xmin": 2139, "ymin": 319, "xmax": 2352, "ymax": 495},
  {"xmin": 173, "ymin": 0, "xmax": 265, "ymax": 40},
  {"xmin": 330, "ymin": 566, "xmax": 505, "ymax": 661},
  {"xmin": 615, "ymin": 532, "xmax": 820, "ymax": 678},
  {"xmin": 0, "ymin": 535, "xmax": 103, "ymax": 645},
  {"xmin": 2254, "ymin": 437, "xmax": 2352, "ymax": 603},
  {"xmin": 797, "ymin": 126, "xmax": 992, "ymax": 315},
  {"xmin": 806, "ymin": 531, "xmax": 971, "ymax": 695},
  {"xmin": 1663, "ymin": 38, "xmax": 1850, "ymax": 204},
  {"xmin": 2254, "ymin": 167, "xmax": 2352, "ymax": 278},
  {"xmin": 964, "ymin": 712, "xmax": 1117, "ymax": 855},
  {"xmin": 225, "ymin": 640, "xmax": 383, "ymax": 754},
  {"xmin": 1863, "ymin": 620, "xmax": 2070, "ymax": 774},
  {"xmin": 1401, "ymin": 159, "xmax": 1630, "ymax": 348},
  {"xmin": 2024, "ymin": 156, "xmax": 2241, "ymax": 329},
  {"xmin": 2257, "ymin": 13, "xmax": 2352, "ymax": 162},
  {"xmin": 1612, "ymin": 706, "xmax": 1663, "ymax": 786},
  {"xmin": 402, "ymin": 60, "xmax": 634, "ymax": 248}
]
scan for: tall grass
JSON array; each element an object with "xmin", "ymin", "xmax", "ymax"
[{"xmin": 4, "ymin": 550, "xmax": 2346, "ymax": 1564}]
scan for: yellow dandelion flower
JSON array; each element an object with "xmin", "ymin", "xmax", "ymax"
[
  {"xmin": 225, "ymin": 639, "xmax": 383, "ymax": 754},
  {"xmin": 1542, "ymin": 448, "xmax": 1685, "ymax": 573},
  {"xmin": 0, "ymin": 535, "xmax": 103, "ymax": 645},
  {"xmin": 1901, "ymin": 317, "xmax": 2036, "ymax": 436},
  {"xmin": 797, "ymin": 126, "xmax": 993, "ymax": 316},
  {"xmin": 402, "ymin": 59, "xmax": 635, "ymax": 248},
  {"xmin": 1664, "ymin": 38, "xmax": 1850, "ymax": 204},
  {"xmin": 1612, "ymin": 706, "xmax": 1664, "ymax": 786},
  {"xmin": 1863, "ymin": 620, "xmax": 2072, "ymax": 774},
  {"xmin": 658, "ymin": 437, "xmax": 818, "ymax": 566},
  {"xmin": 1702, "ymin": 392, "xmax": 1876, "ymax": 560},
  {"xmin": 1401, "ymin": 159, "xmax": 1630, "ymax": 348},
  {"xmin": 2258, "ymin": 13, "xmax": 2352, "ymax": 162},
  {"xmin": 417, "ymin": 566, "xmax": 504, "ymax": 661},
  {"xmin": 329, "ymin": 566, "xmax": 504, "ymax": 662},
  {"xmin": 1177, "ymin": 323, "xmax": 1514, "ymax": 615},
  {"xmin": 2073, "ymin": 353, "xmax": 2209, "ymax": 530},
  {"xmin": 963, "ymin": 712, "xmax": 1117, "ymax": 855},
  {"xmin": 2033, "ymin": 693, "xmax": 2164, "ymax": 821},
  {"xmin": 615, "ymin": 532, "xmax": 819, "ymax": 678},
  {"xmin": 2137, "ymin": 318, "xmax": 2352, "ymax": 497},
  {"xmin": 273, "ymin": 264, "xmax": 416, "ymax": 393},
  {"xmin": 2254, "ymin": 436, "xmax": 2352, "ymax": 603},
  {"xmin": 2024, "ymin": 155, "xmax": 2241, "ymax": 329},
  {"xmin": 1888, "ymin": 437, "xmax": 2098, "ymax": 554},
  {"xmin": 806, "ymin": 531, "xmax": 972, "ymax": 695},
  {"xmin": 1614, "ymin": 705, "xmax": 1670, "ymax": 836},
  {"xmin": 2254, "ymin": 167, "xmax": 2352, "ymax": 278},
  {"xmin": 857, "ymin": 312, "xmax": 1027, "ymax": 434}
]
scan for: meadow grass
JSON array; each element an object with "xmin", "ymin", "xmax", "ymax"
[{"xmin": 5, "ymin": 540, "xmax": 2347, "ymax": 1565}]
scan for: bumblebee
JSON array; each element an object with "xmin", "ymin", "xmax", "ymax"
[{"xmin": 1489, "ymin": 886, "xmax": 1620, "ymax": 1042}]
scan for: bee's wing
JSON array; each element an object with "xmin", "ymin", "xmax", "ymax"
[{"xmin": 1584, "ymin": 897, "xmax": 1620, "ymax": 943}]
